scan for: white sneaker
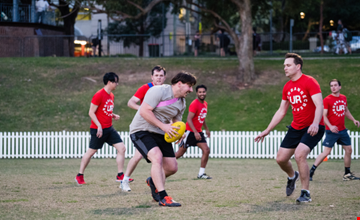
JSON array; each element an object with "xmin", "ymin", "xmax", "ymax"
[
  {"xmin": 197, "ymin": 173, "xmax": 212, "ymax": 179},
  {"xmin": 120, "ymin": 180, "xmax": 131, "ymax": 192}
]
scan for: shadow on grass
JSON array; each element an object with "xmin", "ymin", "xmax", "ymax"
[
  {"xmin": 246, "ymin": 199, "xmax": 304, "ymax": 213},
  {"xmin": 92, "ymin": 204, "xmax": 152, "ymax": 216}
]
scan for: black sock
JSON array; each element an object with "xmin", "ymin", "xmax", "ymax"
[
  {"xmin": 158, "ymin": 190, "xmax": 168, "ymax": 201},
  {"xmin": 118, "ymin": 172, "xmax": 123, "ymax": 177},
  {"xmin": 345, "ymin": 167, "xmax": 351, "ymax": 174},
  {"xmin": 77, "ymin": 173, "xmax": 83, "ymax": 176},
  {"xmin": 311, "ymin": 165, "xmax": 317, "ymax": 171}
]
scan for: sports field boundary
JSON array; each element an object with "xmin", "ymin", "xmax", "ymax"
[{"xmin": 1, "ymin": 130, "xmax": 359, "ymax": 159}]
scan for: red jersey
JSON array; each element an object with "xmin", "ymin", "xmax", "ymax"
[
  {"xmin": 282, "ymin": 74, "xmax": 324, "ymax": 130},
  {"xmin": 323, "ymin": 94, "xmax": 347, "ymax": 131},
  {"xmin": 186, "ymin": 99, "xmax": 208, "ymax": 132},
  {"xmin": 133, "ymin": 82, "xmax": 154, "ymax": 104},
  {"xmin": 90, "ymin": 88, "xmax": 114, "ymax": 129}
]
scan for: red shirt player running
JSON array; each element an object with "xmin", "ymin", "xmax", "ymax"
[
  {"xmin": 175, "ymin": 85, "xmax": 212, "ymax": 179},
  {"xmin": 75, "ymin": 72, "xmax": 126, "ymax": 185},
  {"xmin": 310, "ymin": 79, "xmax": 360, "ymax": 181},
  {"xmin": 255, "ymin": 53, "xmax": 325, "ymax": 204},
  {"xmin": 120, "ymin": 65, "xmax": 166, "ymax": 192}
]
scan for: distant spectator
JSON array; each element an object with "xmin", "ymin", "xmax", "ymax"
[
  {"xmin": 342, "ymin": 24, "xmax": 352, "ymax": 55},
  {"xmin": 194, "ymin": 31, "xmax": 201, "ymax": 57},
  {"xmin": 337, "ymin": 19, "xmax": 343, "ymax": 32},
  {"xmin": 253, "ymin": 27, "xmax": 261, "ymax": 56},
  {"xmin": 35, "ymin": 0, "xmax": 49, "ymax": 24},
  {"xmin": 92, "ymin": 38, "xmax": 99, "ymax": 57},
  {"xmin": 217, "ymin": 29, "xmax": 230, "ymax": 57},
  {"xmin": 335, "ymin": 27, "xmax": 347, "ymax": 55}
]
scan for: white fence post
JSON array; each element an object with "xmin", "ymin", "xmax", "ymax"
[{"xmin": 1, "ymin": 130, "xmax": 360, "ymax": 159}]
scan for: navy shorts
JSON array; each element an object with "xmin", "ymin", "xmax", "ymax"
[
  {"xmin": 179, "ymin": 130, "xmax": 207, "ymax": 148},
  {"xmin": 281, "ymin": 125, "xmax": 325, "ymax": 150},
  {"xmin": 323, "ymin": 129, "xmax": 351, "ymax": 148},
  {"xmin": 130, "ymin": 131, "xmax": 175, "ymax": 163},
  {"xmin": 89, "ymin": 126, "xmax": 122, "ymax": 149}
]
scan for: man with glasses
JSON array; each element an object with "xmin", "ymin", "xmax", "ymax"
[{"xmin": 75, "ymin": 72, "xmax": 127, "ymax": 185}]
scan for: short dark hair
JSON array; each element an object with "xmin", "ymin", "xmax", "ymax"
[
  {"xmin": 171, "ymin": 72, "xmax": 197, "ymax": 86},
  {"xmin": 196, "ymin": 84, "xmax": 207, "ymax": 92},
  {"xmin": 152, "ymin": 65, "xmax": 166, "ymax": 75},
  {"xmin": 103, "ymin": 72, "xmax": 119, "ymax": 85},
  {"xmin": 329, "ymin": 79, "xmax": 341, "ymax": 86},
  {"xmin": 285, "ymin": 53, "xmax": 303, "ymax": 70}
]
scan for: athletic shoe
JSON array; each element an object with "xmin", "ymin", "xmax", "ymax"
[
  {"xmin": 159, "ymin": 196, "xmax": 181, "ymax": 207},
  {"xmin": 343, "ymin": 172, "xmax": 360, "ymax": 181},
  {"xmin": 116, "ymin": 174, "xmax": 134, "ymax": 183},
  {"xmin": 197, "ymin": 173, "xmax": 212, "ymax": 179},
  {"xmin": 120, "ymin": 180, "xmax": 131, "ymax": 192},
  {"xmin": 296, "ymin": 190, "xmax": 312, "ymax": 204},
  {"xmin": 75, "ymin": 175, "xmax": 86, "ymax": 185},
  {"xmin": 309, "ymin": 169, "xmax": 315, "ymax": 181},
  {"xmin": 286, "ymin": 171, "xmax": 299, "ymax": 196},
  {"xmin": 146, "ymin": 177, "xmax": 160, "ymax": 202}
]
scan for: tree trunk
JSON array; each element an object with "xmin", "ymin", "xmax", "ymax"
[
  {"xmin": 57, "ymin": 0, "xmax": 80, "ymax": 57},
  {"xmin": 236, "ymin": 0, "xmax": 254, "ymax": 83}
]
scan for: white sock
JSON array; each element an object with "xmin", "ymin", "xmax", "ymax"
[
  {"xmin": 199, "ymin": 167, "xmax": 205, "ymax": 176},
  {"xmin": 288, "ymin": 174, "xmax": 296, "ymax": 180},
  {"xmin": 302, "ymin": 189, "xmax": 310, "ymax": 194},
  {"xmin": 123, "ymin": 175, "xmax": 130, "ymax": 182}
]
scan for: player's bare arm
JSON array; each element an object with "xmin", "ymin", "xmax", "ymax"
[
  {"xmin": 112, "ymin": 113, "xmax": 120, "ymax": 121},
  {"xmin": 308, "ymin": 93, "xmax": 324, "ymax": 136},
  {"xmin": 127, "ymin": 96, "xmax": 141, "ymax": 110},
  {"xmin": 323, "ymin": 109, "xmax": 338, "ymax": 133},
  {"xmin": 203, "ymin": 120, "xmax": 210, "ymax": 138},
  {"xmin": 89, "ymin": 103, "xmax": 103, "ymax": 138},
  {"xmin": 345, "ymin": 107, "xmax": 360, "ymax": 127},
  {"xmin": 187, "ymin": 111, "xmax": 201, "ymax": 140},
  {"xmin": 140, "ymin": 102, "xmax": 179, "ymax": 138},
  {"xmin": 255, "ymin": 100, "xmax": 289, "ymax": 142}
]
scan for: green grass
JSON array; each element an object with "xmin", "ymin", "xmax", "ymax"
[
  {"xmin": 0, "ymin": 57, "xmax": 360, "ymax": 132},
  {"xmin": 0, "ymin": 158, "xmax": 359, "ymax": 219}
]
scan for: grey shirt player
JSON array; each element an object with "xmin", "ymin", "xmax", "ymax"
[{"xmin": 130, "ymin": 85, "xmax": 186, "ymax": 135}]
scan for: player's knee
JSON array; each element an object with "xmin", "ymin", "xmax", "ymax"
[
  {"xmin": 202, "ymin": 146, "xmax": 210, "ymax": 155},
  {"xmin": 117, "ymin": 145, "xmax": 126, "ymax": 154},
  {"xmin": 167, "ymin": 163, "xmax": 178, "ymax": 174},
  {"xmin": 294, "ymin": 153, "xmax": 306, "ymax": 162}
]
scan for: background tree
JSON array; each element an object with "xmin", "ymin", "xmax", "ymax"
[
  {"xmin": 106, "ymin": 1, "xmax": 169, "ymax": 57},
  {"xmin": 49, "ymin": 0, "xmax": 82, "ymax": 57}
]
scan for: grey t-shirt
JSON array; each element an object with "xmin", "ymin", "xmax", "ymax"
[{"xmin": 129, "ymin": 85, "xmax": 186, "ymax": 135}]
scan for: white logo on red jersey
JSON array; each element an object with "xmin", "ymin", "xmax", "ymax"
[
  {"xmin": 332, "ymin": 100, "xmax": 346, "ymax": 117},
  {"xmin": 103, "ymin": 99, "xmax": 114, "ymax": 117},
  {"xmin": 287, "ymin": 87, "xmax": 308, "ymax": 112},
  {"xmin": 198, "ymin": 107, "xmax": 207, "ymax": 123}
]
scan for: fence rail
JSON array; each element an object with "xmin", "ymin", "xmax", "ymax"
[{"xmin": 1, "ymin": 131, "xmax": 359, "ymax": 160}]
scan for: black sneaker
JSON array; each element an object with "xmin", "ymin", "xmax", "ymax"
[
  {"xmin": 197, "ymin": 173, "xmax": 212, "ymax": 179},
  {"xmin": 146, "ymin": 177, "xmax": 160, "ymax": 202},
  {"xmin": 309, "ymin": 169, "xmax": 315, "ymax": 181},
  {"xmin": 296, "ymin": 190, "xmax": 312, "ymax": 204},
  {"xmin": 159, "ymin": 196, "xmax": 181, "ymax": 207},
  {"xmin": 286, "ymin": 171, "xmax": 299, "ymax": 196},
  {"xmin": 343, "ymin": 172, "xmax": 360, "ymax": 181}
]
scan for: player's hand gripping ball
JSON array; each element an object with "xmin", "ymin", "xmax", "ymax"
[{"xmin": 164, "ymin": 121, "xmax": 186, "ymax": 143}]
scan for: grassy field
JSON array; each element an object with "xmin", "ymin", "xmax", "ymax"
[
  {"xmin": 0, "ymin": 158, "xmax": 359, "ymax": 219},
  {"xmin": 1, "ymin": 57, "xmax": 360, "ymax": 132}
]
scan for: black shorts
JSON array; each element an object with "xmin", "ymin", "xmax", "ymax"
[
  {"xmin": 323, "ymin": 129, "xmax": 351, "ymax": 148},
  {"xmin": 179, "ymin": 130, "xmax": 207, "ymax": 148},
  {"xmin": 89, "ymin": 126, "xmax": 122, "ymax": 150},
  {"xmin": 130, "ymin": 131, "xmax": 175, "ymax": 163},
  {"xmin": 280, "ymin": 125, "xmax": 325, "ymax": 150}
]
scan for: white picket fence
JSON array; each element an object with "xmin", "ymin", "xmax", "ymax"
[{"xmin": 0, "ymin": 131, "xmax": 359, "ymax": 159}]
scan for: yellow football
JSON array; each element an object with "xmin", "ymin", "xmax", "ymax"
[{"xmin": 164, "ymin": 121, "xmax": 186, "ymax": 143}]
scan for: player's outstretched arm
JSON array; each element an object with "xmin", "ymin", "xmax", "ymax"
[
  {"xmin": 255, "ymin": 100, "xmax": 289, "ymax": 142},
  {"xmin": 127, "ymin": 96, "xmax": 141, "ymax": 110},
  {"xmin": 308, "ymin": 93, "xmax": 324, "ymax": 136},
  {"xmin": 345, "ymin": 107, "xmax": 360, "ymax": 127}
]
